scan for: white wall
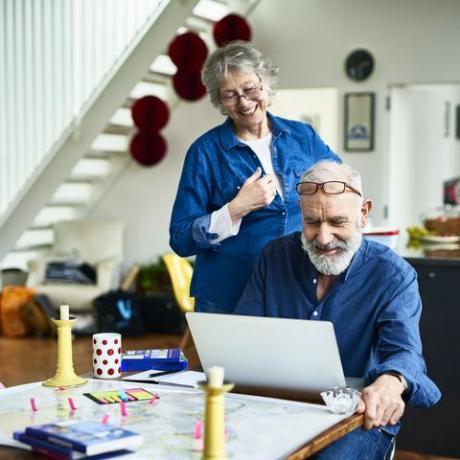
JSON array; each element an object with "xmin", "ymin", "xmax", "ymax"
[{"xmin": 90, "ymin": 0, "xmax": 460, "ymax": 270}]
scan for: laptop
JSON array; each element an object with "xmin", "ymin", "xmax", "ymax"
[{"xmin": 186, "ymin": 312, "xmax": 362, "ymax": 397}]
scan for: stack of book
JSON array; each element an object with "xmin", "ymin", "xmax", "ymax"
[
  {"xmin": 121, "ymin": 347, "xmax": 188, "ymax": 372},
  {"xmin": 13, "ymin": 420, "xmax": 143, "ymax": 460}
]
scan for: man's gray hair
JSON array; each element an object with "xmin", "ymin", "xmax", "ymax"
[
  {"xmin": 300, "ymin": 160, "xmax": 363, "ymax": 197},
  {"xmin": 202, "ymin": 41, "xmax": 279, "ymax": 110}
]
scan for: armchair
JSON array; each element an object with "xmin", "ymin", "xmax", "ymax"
[{"xmin": 27, "ymin": 219, "xmax": 124, "ymax": 312}]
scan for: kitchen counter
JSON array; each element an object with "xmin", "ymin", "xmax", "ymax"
[{"xmin": 395, "ymin": 236, "xmax": 460, "ymax": 266}]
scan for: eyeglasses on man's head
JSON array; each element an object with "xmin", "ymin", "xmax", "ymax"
[{"xmin": 296, "ymin": 181, "xmax": 362, "ymax": 197}]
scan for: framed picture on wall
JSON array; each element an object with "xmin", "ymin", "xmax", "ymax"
[{"xmin": 344, "ymin": 92, "xmax": 375, "ymax": 151}]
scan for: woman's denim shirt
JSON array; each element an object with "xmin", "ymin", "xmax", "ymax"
[{"xmin": 169, "ymin": 113, "xmax": 340, "ymax": 312}]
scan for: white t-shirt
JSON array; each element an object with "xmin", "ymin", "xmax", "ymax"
[{"xmin": 208, "ymin": 132, "xmax": 283, "ymax": 244}]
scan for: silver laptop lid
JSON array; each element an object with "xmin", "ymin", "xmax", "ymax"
[{"xmin": 186, "ymin": 312, "xmax": 347, "ymax": 393}]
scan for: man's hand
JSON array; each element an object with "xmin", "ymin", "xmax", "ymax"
[
  {"xmin": 228, "ymin": 168, "xmax": 277, "ymax": 222},
  {"xmin": 356, "ymin": 374, "xmax": 406, "ymax": 430}
]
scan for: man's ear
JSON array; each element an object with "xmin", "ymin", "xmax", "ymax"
[{"xmin": 360, "ymin": 199, "xmax": 373, "ymax": 227}]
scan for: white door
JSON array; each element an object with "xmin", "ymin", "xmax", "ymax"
[{"xmin": 386, "ymin": 84, "xmax": 460, "ymax": 231}]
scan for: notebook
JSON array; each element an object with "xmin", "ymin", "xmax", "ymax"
[{"xmin": 186, "ymin": 312, "xmax": 362, "ymax": 396}]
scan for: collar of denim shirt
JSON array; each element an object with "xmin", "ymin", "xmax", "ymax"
[{"xmin": 219, "ymin": 111, "xmax": 292, "ymax": 151}]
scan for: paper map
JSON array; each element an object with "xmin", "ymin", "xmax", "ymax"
[{"xmin": 0, "ymin": 379, "xmax": 348, "ymax": 459}]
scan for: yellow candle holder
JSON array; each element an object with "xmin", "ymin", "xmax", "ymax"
[
  {"xmin": 43, "ymin": 317, "xmax": 87, "ymax": 388},
  {"xmin": 199, "ymin": 381, "xmax": 234, "ymax": 460}
]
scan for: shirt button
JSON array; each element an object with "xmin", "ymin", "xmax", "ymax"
[
  {"xmin": 313, "ymin": 311, "xmax": 318, "ymax": 317},
  {"xmin": 281, "ymin": 211, "xmax": 286, "ymax": 216},
  {"xmin": 313, "ymin": 278, "xmax": 317, "ymax": 284}
]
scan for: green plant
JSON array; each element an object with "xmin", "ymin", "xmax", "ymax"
[{"xmin": 137, "ymin": 258, "xmax": 172, "ymax": 294}]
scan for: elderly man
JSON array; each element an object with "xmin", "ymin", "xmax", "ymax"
[{"xmin": 234, "ymin": 160, "xmax": 440, "ymax": 459}]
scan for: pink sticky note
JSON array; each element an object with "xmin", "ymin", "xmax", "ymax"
[
  {"xmin": 194, "ymin": 420, "xmax": 203, "ymax": 440},
  {"xmin": 149, "ymin": 395, "xmax": 157, "ymax": 406},
  {"xmin": 30, "ymin": 398, "xmax": 38, "ymax": 412},
  {"xmin": 68, "ymin": 397, "xmax": 77, "ymax": 411},
  {"xmin": 120, "ymin": 400, "xmax": 128, "ymax": 416},
  {"xmin": 101, "ymin": 414, "xmax": 110, "ymax": 424}
]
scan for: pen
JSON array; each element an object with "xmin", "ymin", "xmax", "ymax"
[
  {"xmin": 149, "ymin": 381, "xmax": 195, "ymax": 388},
  {"xmin": 149, "ymin": 370, "xmax": 181, "ymax": 378}
]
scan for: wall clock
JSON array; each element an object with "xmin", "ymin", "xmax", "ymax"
[{"xmin": 345, "ymin": 49, "xmax": 374, "ymax": 82}]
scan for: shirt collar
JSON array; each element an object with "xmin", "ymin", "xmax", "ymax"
[
  {"xmin": 341, "ymin": 238, "xmax": 367, "ymax": 282},
  {"xmin": 219, "ymin": 112, "xmax": 291, "ymax": 151}
]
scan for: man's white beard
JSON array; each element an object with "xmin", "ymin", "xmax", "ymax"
[{"xmin": 301, "ymin": 231, "xmax": 362, "ymax": 276}]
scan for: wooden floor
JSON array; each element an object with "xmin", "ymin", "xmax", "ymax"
[{"xmin": 0, "ymin": 334, "xmax": 456, "ymax": 460}]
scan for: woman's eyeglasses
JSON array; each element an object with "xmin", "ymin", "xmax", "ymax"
[
  {"xmin": 219, "ymin": 82, "xmax": 264, "ymax": 106},
  {"xmin": 296, "ymin": 181, "xmax": 362, "ymax": 197}
]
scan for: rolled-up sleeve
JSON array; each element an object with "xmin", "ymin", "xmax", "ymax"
[
  {"xmin": 169, "ymin": 143, "xmax": 220, "ymax": 256},
  {"xmin": 366, "ymin": 268, "xmax": 441, "ymax": 408}
]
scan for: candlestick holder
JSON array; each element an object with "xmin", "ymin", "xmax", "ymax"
[
  {"xmin": 199, "ymin": 381, "xmax": 234, "ymax": 460},
  {"xmin": 43, "ymin": 317, "xmax": 87, "ymax": 388}
]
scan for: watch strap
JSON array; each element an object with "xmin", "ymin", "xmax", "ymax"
[{"xmin": 386, "ymin": 371, "xmax": 408, "ymax": 393}]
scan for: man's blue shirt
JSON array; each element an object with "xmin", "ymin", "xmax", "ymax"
[
  {"xmin": 169, "ymin": 113, "xmax": 340, "ymax": 312},
  {"xmin": 235, "ymin": 232, "xmax": 441, "ymax": 416}
]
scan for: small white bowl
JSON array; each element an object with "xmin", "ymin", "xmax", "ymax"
[{"xmin": 320, "ymin": 387, "xmax": 361, "ymax": 415}]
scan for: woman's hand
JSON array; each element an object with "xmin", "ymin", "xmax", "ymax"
[{"xmin": 228, "ymin": 167, "xmax": 277, "ymax": 223}]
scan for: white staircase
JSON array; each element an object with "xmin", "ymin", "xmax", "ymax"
[{"xmin": 0, "ymin": 0, "xmax": 260, "ymax": 271}]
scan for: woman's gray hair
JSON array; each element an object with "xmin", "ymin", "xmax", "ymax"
[
  {"xmin": 202, "ymin": 41, "xmax": 279, "ymax": 111},
  {"xmin": 300, "ymin": 160, "xmax": 363, "ymax": 196}
]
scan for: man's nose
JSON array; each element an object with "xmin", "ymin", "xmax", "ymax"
[{"xmin": 316, "ymin": 224, "xmax": 334, "ymax": 246}]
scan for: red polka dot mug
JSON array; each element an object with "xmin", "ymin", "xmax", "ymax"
[{"xmin": 92, "ymin": 333, "xmax": 122, "ymax": 379}]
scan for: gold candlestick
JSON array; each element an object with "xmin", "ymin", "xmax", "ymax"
[
  {"xmin": 43, "ymin": 317, "xmax": 87, "ymax": 388},
  {"xmin": 199, "ymin": 381, "xmax": 234, "ymax": 460}
]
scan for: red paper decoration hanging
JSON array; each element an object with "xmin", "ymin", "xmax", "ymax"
[
  {"xmin": 213, "ymin": 14, "xmax": 252, "ymax": 47},
  {"xmin": 129, "ymin": 132, "xmax": 167, "ymax": 167},
  {"xmin": 172, "ymin": 70, "xmax": 207, "ymax": 102},
  {"xmin": 168, "ymin": 32, "xmax": 208, "ymax": 70},
  {"xmin": 131, "ymin": 96, "xmax": 170, "ymax": 133}
]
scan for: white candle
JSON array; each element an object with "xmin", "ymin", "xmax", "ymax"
[
  {"xmin": 60, "ymin": 304, "xmax": 70, "ymax": 320},
  {"xmin": 207, "ymin": 366, "xmax": 224, "ymax": 388}
]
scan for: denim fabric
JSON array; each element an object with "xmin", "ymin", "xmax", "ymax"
[
  {"xmin": 169, "ymin": 113, "xmax": 340, "ymax": 313},
  {"xmin": 235, "ymin": 233, "xmax": 441, "ymax": 418},
  {"xmin": 312, "ymin": 428, "xmax": 394, "ymax": 460}
]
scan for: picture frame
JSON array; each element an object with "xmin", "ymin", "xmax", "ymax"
[{"xmin": 344, "ymin": 92, "xmax": 375, "ymax": 151}]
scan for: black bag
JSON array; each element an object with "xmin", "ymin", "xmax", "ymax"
[
  {"xmin": 94, "ymin": 291, "xmax": 146, "ymax": 336},
  {"xmin": 137, "ymin": 292, "xmax": 186, "ymax": 335}
]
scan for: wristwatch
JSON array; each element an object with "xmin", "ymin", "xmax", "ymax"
[{"xmin": 386, "ymin": 372, "xmax": 408, "ymax": 393}]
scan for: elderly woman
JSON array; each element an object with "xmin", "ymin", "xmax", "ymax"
[{"xmin": 169, "ymin": 41, "xmax": 340, "ymax": 313}]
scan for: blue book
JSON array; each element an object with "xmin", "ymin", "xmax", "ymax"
[
  {"xmin": 23, "ymin": 420, "xmax": 143, "ymax": 455},
  {"xmin": 14, "ymin": 431, "xmax": 133, "ymax": 460},
  {"xmin": 121, "ymin": 347, "xmax": 188, "ymax": 372}
]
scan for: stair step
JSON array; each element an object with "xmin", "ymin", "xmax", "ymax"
[
  {"xmin": 15, "ymin": 228, "xmax": 55, "ymax": 250},
  {"xmin": 150, "ymin": 54, "xmax": 177, "ymax": 76},
  {"xmin": 33, "ymin": 207, "xmax": 81, "ymax": 228},
  {"xmin": 103, "ymin": 124, "xmax": 135, "ymax": 136},
  {"xmin": 50, "ymin": 182, "xmax": 94, "ymax": 205},
  {"xmin": 142, "ymin": 72, "xmax": 171, "ymax": 86},
  {"xmin": 85, "ymin": 150, "xmax": 130, "ymax": 159},
  {"xmin": 130, "ymin": 81, "xmax": 168, "ymax": 101},
  {"xmin": 10, "ymin": 243, "xmax": 53, "ymax": 253},
  {"xmin": 69, "ymin": 159, "xmax": 112, "ymax": 180},
  {"xmin": 90, "ymin": 133, "xmax": 129, "ymax": 152},
  {"xmin": 193, "ymin": 0, "xmax": 229, "ymax": 21},
  {"xmin": 1, "ymin": 249, "xmax": 51, "ymax": 271},
  {"xmin": 110, "ymin": 108, "xmax": 134, "ymax": 127}
]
